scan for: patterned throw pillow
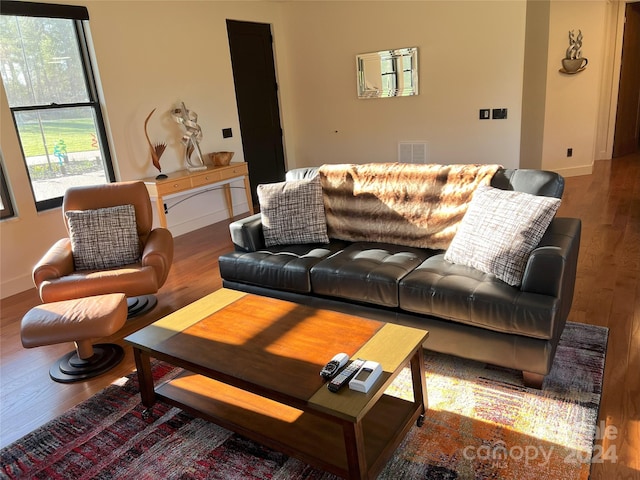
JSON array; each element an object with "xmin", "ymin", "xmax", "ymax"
[
  {"xmin": 444, "ymin": 186, "xmax": 561, "ymax": 286},
  {"xmin": 66, "ymin": 204, "xmax": 140, "ymax": 271},
  {"xmin": 258, "ymin": 177, "xmax": 329, "ymax": 247}
]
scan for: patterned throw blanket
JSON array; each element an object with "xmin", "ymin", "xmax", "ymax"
[{"xmin": 318, "ymin": 163, "xmax": 502, "ymax": 250}]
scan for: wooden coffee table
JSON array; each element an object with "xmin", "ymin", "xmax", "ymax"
[{"xmin": 125, "ymin": 289, "xmax": 428, "ymax": 480}]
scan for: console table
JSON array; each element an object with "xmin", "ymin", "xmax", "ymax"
[{"xmin": 142, "ymin": 162, "xmax": 254, "ymax": 228}]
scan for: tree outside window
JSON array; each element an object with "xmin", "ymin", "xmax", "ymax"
[{"xmin": 0, "ymin": 2, "xmax": 115, "ymax": 212}]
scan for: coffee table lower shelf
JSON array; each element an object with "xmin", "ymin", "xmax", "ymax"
[{"xmin": 155, "ymin": 371, "xmax": 420, "ymax": 479}]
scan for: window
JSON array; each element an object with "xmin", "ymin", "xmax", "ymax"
[
  {"xmin": 0, "ymin": 1, "xmax": 115, "ymax": 211},
  {"xmin": 380, "ymin": 57, "xmax": 397, "ymax": 94}
]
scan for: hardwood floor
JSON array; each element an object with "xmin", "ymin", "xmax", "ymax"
[
  {"xmin": 1, "ymin": 155, "xmax": 639, "ymax": 478},
  {"xmin": 557, "ymin": 154, "xmax": 640, "ymax": 480}
]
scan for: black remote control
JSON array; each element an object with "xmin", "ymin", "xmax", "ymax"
[
  {"xmin": 328, "ymin": 358, "xmax": 365, "ymax": 393},
  {"xmin": 320, "ymin": 353, "xmax": 349, "ymax": 379}
]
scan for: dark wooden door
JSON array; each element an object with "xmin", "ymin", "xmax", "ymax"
[
  {"xmin": 227, "ymin": 20, "xmax": 286, "ymax": 205},
  {"xmin": 613, "ymin": 2, "xmax": 640, "ymax": 157}
]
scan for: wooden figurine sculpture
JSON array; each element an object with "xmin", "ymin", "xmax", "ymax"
[{"xmin": 144, "ymin": 108, "xmax": 168, "ymax": 179}]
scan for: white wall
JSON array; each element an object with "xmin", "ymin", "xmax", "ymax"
[
  {"xmin": 540, "ymin": 0, "xmax": 608, "ymax": 176},
  {"xmin": 0, "ymin": 0, "xmax": 618, "ymax": 299},
  {"xmin": 87, "ymin": 1, "xmax": 286, "ymax": 231},
  {"xmin": 520, "ymin": 0, "xmax": 550, "ymax": 170},
  {"xmin": 279, "ymin": 1, "xmax": 527, "ymax": 169},
  {"xmin": 0, "ymin": 0, "xmax": 287, "ymax": 298}
]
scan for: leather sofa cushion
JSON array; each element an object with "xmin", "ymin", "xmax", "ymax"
[
  {"xmin": 310, "ymin": 242, "xmax": 433, "ymax": 307},
  {"xmin": 218, "ymin": 241, "xmax": 348, "ymax": 294},
  {"xmin": 399, "ymin": 254, "xmax": 559, "ymax": 339}
]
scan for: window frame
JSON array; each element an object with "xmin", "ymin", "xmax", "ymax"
[
  {"xmin": 0, "ymin": 159, "xmax": 15, "ymax": 219},
  {"xmin": 1, "ymin": 1, "xmax": 115, "ymax": 212}
]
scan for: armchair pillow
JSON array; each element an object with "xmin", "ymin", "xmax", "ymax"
[
  {"xmin": 257, "ymin": 177, "xmax": 329, "ymax": 247},
  {"xmin": 66, "ymin": 204, "xmax": 140, "ymax": 271},
  {"xmin": 444, "ymin": 185, "xmax": 561, "ymax": 286}
]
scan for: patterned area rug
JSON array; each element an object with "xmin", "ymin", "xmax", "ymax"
[{"xmin": 1, "ymin": 321, "xmax": 607, "ymax": 480}]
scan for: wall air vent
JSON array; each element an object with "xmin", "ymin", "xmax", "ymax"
[{"xmin": 398, "ymin": 142, "xmax": 428, "ymax": 164}]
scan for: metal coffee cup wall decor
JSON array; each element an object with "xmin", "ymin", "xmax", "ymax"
[{"xmin": 560, "ymin": 29, "xmax": 588, "ymax": 74}]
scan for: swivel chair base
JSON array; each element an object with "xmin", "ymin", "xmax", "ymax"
[
  {"xmin": 127, "ymin": 294, "xmax": 158, "ymax": 318},
  {"xmin": 50, "ymin": 343, "xmax": 124, "ymax": 383}
]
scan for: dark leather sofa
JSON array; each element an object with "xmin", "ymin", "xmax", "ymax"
[{"xmin": 219, "ymin": 166, "xmax": 581, "ymax": 388}]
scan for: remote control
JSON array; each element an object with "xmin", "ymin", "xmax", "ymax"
[
  {"xmin": 348, "ymin": 360, "xmax": 382, "ymax": 393},
  {"xmin": 328, "ymin": 358, "xmax": 366, "ymax": 393},
  {"xmin": 320, "ymin": 352, "xmax": 349, "ymax": 379}
]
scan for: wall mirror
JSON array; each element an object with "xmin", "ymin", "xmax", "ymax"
[{"xmin": 356, "ymin": 47, "xmax": 418, "ymax": 99}]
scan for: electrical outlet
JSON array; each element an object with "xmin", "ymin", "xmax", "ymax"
[
  {"xmin": 222, "ymin": 128, "xmax": 232, "ymax": 138},
  {"xmin": 479, "ymin": 109, "xmax": 490, "ymax": 120},
  {"xmin": 567, "ymin": 148, "xmax": 573, "ymax": 157}
]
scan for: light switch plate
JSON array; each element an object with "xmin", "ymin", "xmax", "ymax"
[{"xmin": 492, "ymin": 108, "xmax": 508, "ymax": 120}]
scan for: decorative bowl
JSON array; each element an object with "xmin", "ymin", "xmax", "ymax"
[{"xmin": 210, "ymin": 151, "xmax": 234, "ymax": 166}]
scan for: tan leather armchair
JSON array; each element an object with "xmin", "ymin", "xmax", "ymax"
[{"xmin": 33, "ymin": 181, "xmax": 174, "ymax": 317}]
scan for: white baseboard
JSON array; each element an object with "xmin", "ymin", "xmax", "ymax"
[
  {"xmin": 1, "ymin": 273, "xmax": 37, "ymax": 300},
  {"xmin": 552, "ymin": 163, "xmax": 594, "ymax": 178},
  {"xmin": 169, "ymin": 203, "xmax": 251, "ymax": 238}
]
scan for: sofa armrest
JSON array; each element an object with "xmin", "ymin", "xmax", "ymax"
[
  {"xmin": 521, "ymin": 218, "xmax": 581, "ymax": 300},
  {"xmin": 229, "ymin": 213, "xmax": 265, "ymax": 252},
  {"xmin": 521, "ymin": 246, "xmax": 565, "ymax": 296},
  {"xmin": 491, "ymin": 168, "xmax": 565, "ymax": 198},
  {"xmin": 142, "ymin": 228, "xmax": 174, "ymax": 287},
  {"xmin": 32, "ymin": 238, "xmax": 75, "ymax": 287}
]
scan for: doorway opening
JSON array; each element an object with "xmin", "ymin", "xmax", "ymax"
[{"xmin": 612, "ymin": 2, "xmax": 640, "ymax": 157}]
